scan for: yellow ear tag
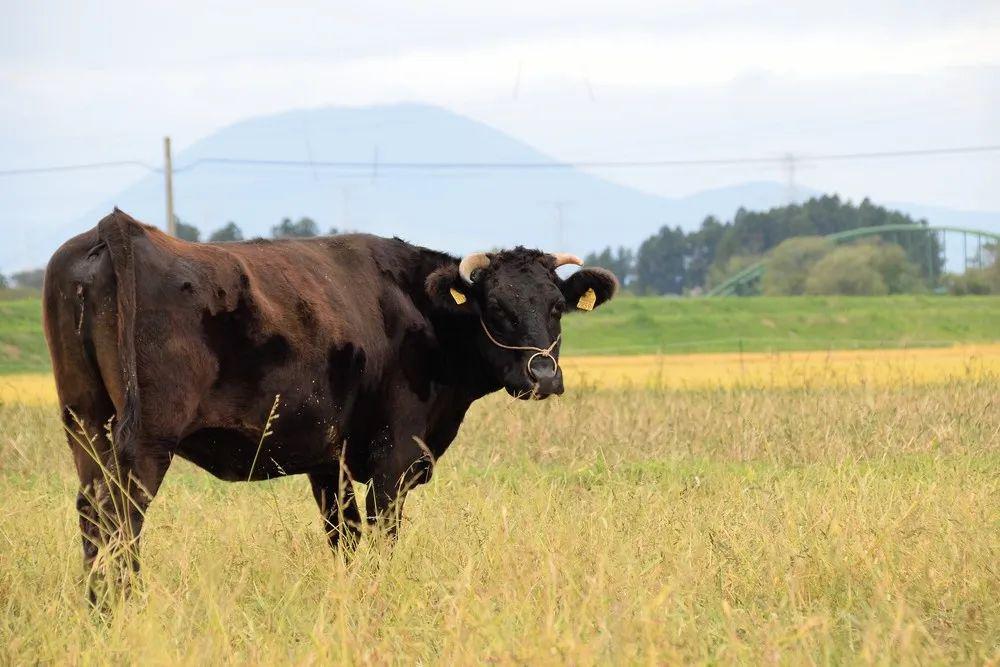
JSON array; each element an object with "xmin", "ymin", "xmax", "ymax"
[
  {"xmin": 577, "ymin": 288, "xmax": 596, "ymax": 311},
  {"xmin": 449, "ymin": 288, "xmax": 467, "ymax": 305}
]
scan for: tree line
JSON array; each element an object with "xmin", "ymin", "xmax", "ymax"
[
  {"xmin": 1, "ymin": 216, "xmax": 341, "ymax": 290},
  {"xmin": 583, "ymin": 195, "xmax": 967, "ymax": 295},
  {"xmin": 2, "ymin": 199, "xmax": 996, "ymax": 294},
  {"xmin": 173, "ymin": 216, "xmax": 340, "ymax": 243}
]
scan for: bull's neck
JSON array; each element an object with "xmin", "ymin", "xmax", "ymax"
[
  {"xmin": 388, "ymin": 243, "xmax": 503, "ymax": 400},
  {"xmin": 431, "ymin": 307, "xmax": 503, "ymax": 401}
]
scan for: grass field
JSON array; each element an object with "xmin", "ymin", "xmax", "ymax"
[
  {"xmin": 2, "ymin": 295, "xmax": 999, "ymax": 374},
  {"xmin": 1, "ymin": 293, "xmax": 998, "ymax": 662},
  {"xmin": 2, "ymin": 361, "xmax": 999, "ymax": 662}
]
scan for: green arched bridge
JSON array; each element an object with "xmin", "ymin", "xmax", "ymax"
[{"xmin": 707, "ymin": 224, "xmax": 1000, "ymax": 297}]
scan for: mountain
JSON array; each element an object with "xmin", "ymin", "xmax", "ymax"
[
  {"xmin": 72, "ymin": 104, "xmax": 678, "ymax": 258},
  {"xmin": 5, "ymin": 103, "xmax": 998, "ymax": 272}
]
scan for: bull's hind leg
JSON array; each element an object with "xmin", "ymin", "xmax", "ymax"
[
  {"xmin": 64, "ymin": 408, "xmax": 117, "ymax": 601},
  {"xmin": 308, "ymin": 466, "xmax": 362, "ymax": 550},
  {"xmin": 46, "ymin": 224, "xmax": 174, "ymax": 605},
  {"xmin": 66, "ymin": 414, "xmax": 172, "ymax": 605}
]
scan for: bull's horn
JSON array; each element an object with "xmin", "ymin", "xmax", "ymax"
[
  {"xmin": 459, "ymin": 252, "xmax": 491, "ymax": 284},
  {"xmin": 550, "ymin": 253, "xmax": 583, "ymax": 268}
]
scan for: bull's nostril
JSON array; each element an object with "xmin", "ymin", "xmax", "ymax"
[{"xmin": 527, "ymin": 355, "xmax": 557, "ymax": 381}]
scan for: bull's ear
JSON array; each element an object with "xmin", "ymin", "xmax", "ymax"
[
  {"xmin": 426, "ymin": 265, "xmax": 478, "ymax": 313},
  {"xmin": 560, "ymin": 268, "xmax": 618, "ymax": 312}
]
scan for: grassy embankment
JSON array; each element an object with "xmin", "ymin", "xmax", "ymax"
[{"xmin": 559, "ymin": 294, "xmax": 1000, "ymax": 355}]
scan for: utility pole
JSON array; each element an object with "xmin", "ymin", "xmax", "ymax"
[
  {"xmin": 539, "ymin": 200, "xmax": 572, "ymax": 248},
  {"xmin": 164, "ymin": 136, "xmax": 176, "ymax": 236},
  {"xmin": 783, "ymin": 153, "xmax": 797, "ymax": 204},
  {"xmin": 340, "ymin": 185, "xmax": 356, "ymax": 230}
]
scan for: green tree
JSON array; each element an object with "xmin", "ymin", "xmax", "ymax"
[
  {"xmin": 622, "ymin": 195, "xmax": 944, "ymax": 294},
  {"xmin": 762, "ymin": 236, "xmax": 833, "ymax": 295},
  {"xmin": 803, "ymin": 242, "xmax": 922, "ymax": 296},
  {"xmin": 209, "ymin": 222, "xmax": 244, "ymax": 242},
  {"xmin": 707, "ymin": 254, "xmax": 762, "ymax": 294},
  {"xmin": 870, "ymin": 242, "xmax": 924, "ymax": 293},
  {"xmin": 0, "ymin": 274, "xmax": 8, "ymax": 289},
  {"xmin": 272, "ymin": 217, "xmax": 319, "ymax": 238},
  {"xmin": 173, "ymin": 215, "xmax": 200, "ymax": 242},
  {"xmin": 583, "ymin": 246, "xmax": 634, "ymax": 285},
  {"xmin": 683, "ymin": 216, "xmax": 726, "ymax": 291},
  {"xmin": 710, "ymin": 196, "xmax": 942, "ymax": 286},
  {"xmin": 636, "ymin": 225, "xmax": 687, "ymax": 294}
]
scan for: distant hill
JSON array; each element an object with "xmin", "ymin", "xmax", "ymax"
[
  {"xmin": 6, "ymin": 103, "xmax": 999, "ymax": 270},
  {"xmin": 72, "ymin": 104, "xmax": 678, "ymax": 258}
]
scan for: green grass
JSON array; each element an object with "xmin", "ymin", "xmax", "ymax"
[
  {"xmin": 0, "ymin": 298, "xmax": 49, "ymax": 374},
  {"xmin": 0, "ymin": 287, "xmax": 41, "ymax": 302},
  {"xmin": 2, "ymin": 294, "xmax": 999, "ymax": 374},
  {"xmin": 1, "ymin": 381, "xmax": 998, "ymax": 663},
  {"xmin": 561, "ymin": 295, "xmax": 1000, "ymax": 355}
]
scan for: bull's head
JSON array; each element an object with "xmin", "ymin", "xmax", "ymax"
[{"xmin": 426, "ymin": 248, "xmax": 618, "ymax": 399}]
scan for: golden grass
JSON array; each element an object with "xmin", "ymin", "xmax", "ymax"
[
  {"xmin": 0, "ymin": 372, "xmax": 58, "ymax": 406},
  {"xmin": 0, "ymin": 354, "xmax": 998, "ymax": 663},
  {"xmin": 3, "ymin": 343, "xmax": 999, "ymax": 407},
  {"xmin": 561, "ymin": 343, "xmax": 1000, "ymax": 390}
]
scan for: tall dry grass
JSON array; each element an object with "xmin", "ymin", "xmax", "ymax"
[{"xmin": 1, "ymin": 378, "xmax": 998, "ymax": 664}]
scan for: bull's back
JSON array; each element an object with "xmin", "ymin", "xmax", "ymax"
[{"xmin": 46, "ymin": 217, "xmax": 391, "ymax": 435}]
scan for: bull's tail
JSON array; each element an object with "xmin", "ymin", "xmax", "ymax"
[{"xmin": 97, "ymin": 208, "xmax": 141, "ymax": 464}]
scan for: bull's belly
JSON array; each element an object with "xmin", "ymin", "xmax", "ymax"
[
  {"xmin": 174, "ymin": 353, "xmax": 355, "ymax": 480},
  {"xmin": 175, "ymin": 420, "xmax": 337, "ymax": 482},
  {"xmin": 174, "ymin": 349, "xmax": 375, "ymax": 482}
]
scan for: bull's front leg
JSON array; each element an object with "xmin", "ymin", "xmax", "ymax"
[
  {"xmin": 308, "ymin": 466, "xmax": 362, "ymax": 551},
  {"xmin": 365, "ymin": 429, "xmax": 434, "ymax": 541}
]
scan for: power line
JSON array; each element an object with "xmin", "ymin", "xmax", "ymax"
[
  {"xmin": 807, "ymin": 144, "xmax": 1000, "ymax": 161},
  {"xmin": 169, "ymin": 143, "xmax": 1000, "ymax": 172},
  {"xmin": 2, "ymin": 144, "xmax": 999, "ymax": 178},
  {"xmin": 174, "ymin": 156, "xmax": 778, "ymax": 171},
  {"xmin": 0, "ymin": 160, "xmax": 157, "ymax": 176}
]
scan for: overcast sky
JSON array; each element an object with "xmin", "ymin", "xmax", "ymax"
[{"xmin": 2, "ymin": 0, "xmax": 1000, "ymax": 213}]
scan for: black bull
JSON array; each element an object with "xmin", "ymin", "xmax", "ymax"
[{"xmin": 43, "ymin": 209, "xmax": 617, "ymax": 597}]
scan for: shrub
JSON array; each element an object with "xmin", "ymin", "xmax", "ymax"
[
  {"xmin": 762, "ymin": 236, "xmax": 833, "ymax": 295},
  {"xmin": 805, "ymin": 245, "xmax": 887, "ymax": 295},
  {"xmin": 803, "ymin": 242, "xmax": 925, "ymax": 296}
]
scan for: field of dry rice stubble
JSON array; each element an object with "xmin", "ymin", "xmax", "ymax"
[{"xmin": 0, "ymin": 353, "xmax": 998, "ymax": 664}]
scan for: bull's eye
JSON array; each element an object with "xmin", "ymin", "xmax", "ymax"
[
  {"xmin": 489, "ymin": 301, "xmax": 517, "ymax": 330},
  {"xmin": 551, "ymin": 301, "xmax": 565, "ymax": 318}
]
